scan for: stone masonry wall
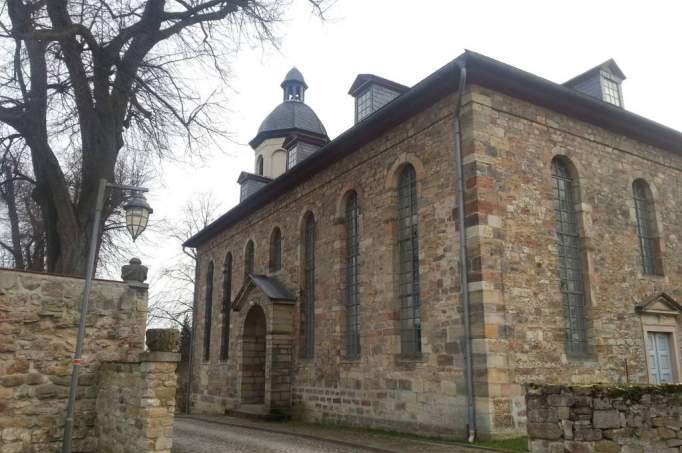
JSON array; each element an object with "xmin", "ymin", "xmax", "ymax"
[
  {"xmin": 526, "ymin": 384, "xmax": 682, "ymax": 453},
  {"xmin": 464, "ymin": 84, "xmax": 682, "ymax": 437},
  {"xmin": 96, "ymin": 352, "xmax": 180, "ymax": 453},
  {"xmin": 192, "ymin": 93, "xmax": 469, "ymax": 437},
  {"xmin": 0, "ymin": 268, "xmax": 147, "ymax": 452}
]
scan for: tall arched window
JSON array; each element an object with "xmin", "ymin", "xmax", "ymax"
[
  {"xmin": 551, "ymin": 157, "xmax": 588, "ymax": 354},
  {"xmin": 633, "ymin": 180, "xmax": 663, "ymax": 276},
  {"xmin": 220, "ymin": 253, "xmax": 232, "ymax": 361},
  {"xmin": 269, "ymin": 227, "xmax": 283, "ymax": 272},
  {"xmin": 203, "ymin": 261, "xmax": 214, "ymax": 361},
  {"xmin": 256, "ymin": 155, "xmax": 264, "ymax": 176},
  {"xmin": 397, "ymin": 165, "xmax": 421, "ymax": 356},
  {"xmin": 300, "ymin": 213, "xmax": 316, "ymax": 359},
  {"xmin": 345, "ymin": 191, "xmax": 361, "ymax": 358},
  {"xmin": 244, "ymin": 240, "xmax": 254, "ymax": 281}
]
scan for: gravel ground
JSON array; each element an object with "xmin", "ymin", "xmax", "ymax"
[{"xmin": 172, "ymin": 417, "xmax": 378, "ymax": 453}]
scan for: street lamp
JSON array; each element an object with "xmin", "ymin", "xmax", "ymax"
[{"xmin": 61, "ymin": 179, "xmax": 153, "ymax": 453}]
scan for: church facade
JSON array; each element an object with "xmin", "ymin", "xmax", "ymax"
[{"xmin": 184, "ymin": 51, "xmax": 682, "ymax": 439}]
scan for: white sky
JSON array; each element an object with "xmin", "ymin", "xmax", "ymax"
[{"xmin": 124, "ymin": 0, "xmax": 682, "ymax": 288}]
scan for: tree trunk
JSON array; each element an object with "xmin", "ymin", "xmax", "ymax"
[{"xmin": 2, "ymin": 165, "xmax": 25, "ymax": 269}]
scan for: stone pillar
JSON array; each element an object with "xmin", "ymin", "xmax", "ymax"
[{"xmin": 96, "ymin": 329, "xmax": 180, "ymax": 453}]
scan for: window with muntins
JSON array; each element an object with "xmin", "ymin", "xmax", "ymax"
[
  {"xmin": 287, "ymin": 147, "xmax": 298, "ymax": 170},
  {"xmin": 397, "ymin": 165, "xmax": 421, "ymax": 356},
  {"xmin": 601, "ymin": 74, "xmax": 621, "ymax": 107},
  {"xmin": 270, "ymin": 227, "xmax": 283, "ymax": 272},
  {"xmin": 300, "ymin": 213, "xmax": 316, "ymax": 359},
  {"xmin": 220, "ymin": 253, "xmax": 232, "ymax": 361},
  {"xmin": 244, "ymin": 240, "xmax": 254, "ymax": 281},
  {"xmin": 345, "ymin": 192, "xmax": 360, "ymax": 358},
  {"xmin": 356, "ymin": 89, "xmax": 372, "ymax": 122},
  {"xmin": 551, "ymin": 158, "xmax": 588, "ymax": 354},
  {"xmin": 633, "ymin": 180, "xmax": 663, "ymax": 276},
  {"xmin": 203, "ymin": 261, "xmax": 214, "ymax": 361}
]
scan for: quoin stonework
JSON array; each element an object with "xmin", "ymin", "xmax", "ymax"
[{"xmin": 184, "ymin": 52, "xmax": 682, "ymax": 439}]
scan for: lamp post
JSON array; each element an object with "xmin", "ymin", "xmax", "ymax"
[{"xmin": 61, "ymin": 179, "xmax": 153, "ymax": 453}]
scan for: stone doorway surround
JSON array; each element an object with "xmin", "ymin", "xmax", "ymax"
[
  {"xmin": 232, "ymin": 274, "xmax": 297, "ymax": 411},
  {"xmin": 636, "ymin": 292, "xmax": 682, "ymax": 383}
]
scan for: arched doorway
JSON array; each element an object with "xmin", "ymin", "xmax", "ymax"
[{"xmin": 241, "ymin": 305, "xmax": 266, "ymax": 404}]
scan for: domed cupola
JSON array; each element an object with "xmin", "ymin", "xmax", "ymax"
[
  {"xmin": 281, "ymin": 67, "xmax": 308, "ymax": 102},
  {"xmin": 249, "ymin": 67, "xmax": 329, "ymax": 150}
]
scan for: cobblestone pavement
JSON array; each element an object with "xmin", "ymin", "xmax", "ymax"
[
  {"xmin": 172, "ymin": 417, "xmax": 378, "ymax": 452},
  {"xmin": 172, "ymin": 416, "xmax": 497, "ymax": 453}
]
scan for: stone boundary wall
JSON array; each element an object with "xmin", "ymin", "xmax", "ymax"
[
  {"xmin": 526, "ymin": 384, "xmax": 682, "ymax": 453},
  {"xmin": 96, "ymin": 352, "xmax": 180, "ymax": 453}
]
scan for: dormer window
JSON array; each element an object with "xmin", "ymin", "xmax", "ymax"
[
  {"xmin": 600, "ymin": 72, "xmax": 622, "ymax": 107},
  {"xmin": 356, "ymin": 89, "xmax": 372, "ymax": 122},
  {"xmin": 287, "ymin": 146, "xmax": 298, "ymax": 170},
  {"xmin": 348, "ymin": 74, "xmax": 409, "ymax": 124}
]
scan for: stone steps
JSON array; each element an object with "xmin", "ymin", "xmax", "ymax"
[{"xmin": 225, "ymin": 404, "xmax": 290, "ymax": 422}]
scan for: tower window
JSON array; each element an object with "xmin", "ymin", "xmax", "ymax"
[
  {"xmin": 203, "ymin": 261, "xmax": 214, "ymax": 361},
  {"xmin": 633, "ymin": 180, "xmax": 663, "ymax": 276},
  {"xmin": 397, "ymin": 165, "xmax": 421, "ymax": 356},
  {"xmin": 220, "ymin": 253, "xmax": 232, "ymax": 361},
  {"xmin": 300, "ymin": 213, "xmax": 316, "ymax": 359},
  {"xmin": 344, "ymin": 191, "xmax": 360, "ymax": 358},
  {"xmin": 287, "ymin": 147, "xmax": 298, "ymax": 170},
  {"xmin": 551, "ymin": 157, "xmax": 588, "ymax": 355},
  {"xmin": 256, "ymin": 155, "xmax": 264, "ymax": 176}
]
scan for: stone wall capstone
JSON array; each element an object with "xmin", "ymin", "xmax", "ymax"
[{"xmin": 526, "ymin": 383, "xmax": 682, "ymax": 453}]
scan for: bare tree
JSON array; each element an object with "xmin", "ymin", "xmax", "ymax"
[
  {"xmin": 147, "ymin": 192, "xmax": 221, "ymax": 327},
  {"xmin": 0, "ymin": 0, "xmax": 328, "ymax": 276}
]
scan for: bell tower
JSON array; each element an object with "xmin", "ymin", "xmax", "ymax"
[{"xmin": 281, "ymin": 67, "xmax": 308, "ymax": 102}]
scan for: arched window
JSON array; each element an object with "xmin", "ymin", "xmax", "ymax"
[
  {"xmin": 203, "ymin": 261, "xmax": 214, "ymax": 361},
  {"xmin": 397, "ymin": 165, "xmax": 421, "ymax": 356},
  {"xmin": 269, "ymin": 227, "xmax": 283, "ymax": 272},
  {"xmin": 220, "ymin": 253, "xmax": 232, "ymax": 361},
  {"xmin": 345, "ymin": 191, "xmax": 361, "ymax": 358},
  {"xmin": 633, "ymin": 180, "xmax": 663, "ymax": 275},
  {"xmin": 244, "ymin": 240, "xmax": 254, "ymax": 281},
  {"xmin": 551, "ymin": 157, "xmax": 588, "ymax": 354},
  {"xmin": 256, "ymin": 155, "xmax": 264, "ymax": 176},
  {"xmin": 300, "ymin": 213, "xmax": 316, "ymax": 359}
]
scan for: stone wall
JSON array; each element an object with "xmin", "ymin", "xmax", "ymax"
[
  {"xmin": 0, "ymin": 268, "xmax": 147, "ymax": 452},
  {"xmin": 191, "ymin": 92, "xmax": 469, "ymax": 436},
  {"xmin": 468, "ymin": 83, "xmax": 682, "ymax": 436},
  {"xmin": 526, "ymin": 384, "xmax": 682, "ymax": 452},
  {"xmin": 96, "ymin": 352, "xmax": 180, "ymax": 453},
  {"xmin": 0, "ymin": 268, "xmax": 178, "ymax": 453}
]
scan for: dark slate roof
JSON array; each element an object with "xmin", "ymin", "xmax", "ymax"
[
  {"xmin": 348, "ymin": 74, "xmax": 409, "ymax": 96},
  {"xmin": 185, "ymin": 50, "xmax": 682, "ymax": 248},
  {"xmin": 237, "ymin": 171, "xmax": 272, "ymax": 184},
  {"xmin": 250, "ymin": 101, "xmax": 328, "ymax": 148},
  {"xmin": 250, "ymin": 274, "xmax": 296, "ymax": 301},
  {"xmin": 281, "ymin": 67, "xmax": 308, "ymax": 89},
  {"xmin": 564, "ymin": 59, "xmax": 627, "ymax": 87}
]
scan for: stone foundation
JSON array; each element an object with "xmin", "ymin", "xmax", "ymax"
[{"xmin": 526, "ymin": 383, "xmax": 682, "ymax": 453}]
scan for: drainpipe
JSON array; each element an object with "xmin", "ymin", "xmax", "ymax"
[
  {"xmin": 185, "ymin": 252, "xmax": 199, "ymax": 415},
  {"xmin": 452, "ymin": 59, "xmax": 476, "ymax": 442}
]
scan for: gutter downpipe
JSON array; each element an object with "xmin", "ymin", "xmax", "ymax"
[
  {"xmin": 453, "ymin": 59, "xmax": 476, "ymax": 443},
  {"xmin": 185, "ymin": 252, "xmax": 199, "ymax": 415}
]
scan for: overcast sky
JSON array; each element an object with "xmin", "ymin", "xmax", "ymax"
[{"xmin": 126, "ymin": 0, "xmax": 682, "ymax": 295}]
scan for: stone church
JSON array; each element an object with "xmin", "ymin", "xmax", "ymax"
[{"xmin": 184, "ymin": 51, "xmax": 682, "ymax": 439}]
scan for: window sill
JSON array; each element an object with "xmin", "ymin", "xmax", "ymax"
[
  {"xmin": 395, "ymin": 353, "xmax": 427, "ymax": 364},
  {"xmin": 638, "ymin": 273, "xmax": 667, "ymax": 281},
  {"xmin": 565, "ymin": 351, "xmax": 597, "ymax": 362},
  {"xmin": 341, "ymin": 355, "xmax": 361, "ymax": 364}
]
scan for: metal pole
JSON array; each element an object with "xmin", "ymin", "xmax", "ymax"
[{"xmin": 61, "ymin": 178, "xmax": 108, "ymax": 453}]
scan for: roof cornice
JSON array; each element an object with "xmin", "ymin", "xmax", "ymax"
[{"xmin": 185, "ymin": 51, "xmax": 682, "ymax": 248}]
